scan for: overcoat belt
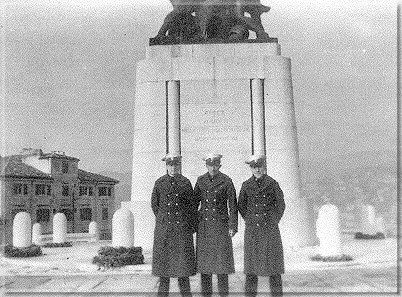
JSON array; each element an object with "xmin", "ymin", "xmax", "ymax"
[
  {"xmin": 151, "ymin": 174, "xmax": 197, "ymax": 278},
  {"xmin": 194, "ymin": 172, "xmax": 238, "ymax": 274},
  {"xmin": 238, "ymin": 174, "xmax": 285, "ymax": 276}
]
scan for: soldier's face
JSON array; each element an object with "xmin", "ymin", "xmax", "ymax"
[
  {"xmin": 166, "ymin": 164, "xmax": 180, "ymax": 176},
  {"xmin": 251, "ymin": 166, "xmax": 264, "ymax": 178},
  {"xmin": 206, "ymin": 164, "xmax": 221, "ymax": 176}
]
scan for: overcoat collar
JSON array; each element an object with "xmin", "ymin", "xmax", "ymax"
[
  {"xmin": 246, "ymin": 174, "xmax": 273, "ymax": 191},
  {"xmin": 200, "ymin": 171, "xmax": 225, "ymax": 187},
  {"xmin": 160, "ymin": 174, "xmax": 187, "ymax": 189}
]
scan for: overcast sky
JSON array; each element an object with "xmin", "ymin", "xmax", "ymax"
[{"xmin": 1, "ymin": 0, "xmax": 397, "ymax": 173}]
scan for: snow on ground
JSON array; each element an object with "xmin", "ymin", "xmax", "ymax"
[{"xmin": 0, "ymin": 234, "xmax": 397, "ymax": 276}]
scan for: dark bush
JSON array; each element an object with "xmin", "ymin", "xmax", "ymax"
[
  {"xmin": 92, "ymin": 246, "xmax": 144, "ymax": 269},
  {"xmin": 43, "ymin": 242, "xmax": 73, "ymax": 248},
  {"xmin": 4, "ymin": 244, "xmax": 43, "ymax": 257},
  {"xmin": 310, "ymin": 254, "xmax": 353, "ymax": 262},
  {"xmin": 354, "ymin": 232, "xmax": 385, "ymax": 240}
]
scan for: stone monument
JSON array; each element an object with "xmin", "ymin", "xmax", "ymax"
[{"xmin": 128, "ymin": 0, "xmax": 315, "ymax": 250}]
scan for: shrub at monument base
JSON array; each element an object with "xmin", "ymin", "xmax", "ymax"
[
  {"xmin": 354, "ymin": 232, "xmax": 385, "ymax": 240},
  {"xmin": 4, "ymin": 244, "xmax": 43, "ymax": 258},
  {"xmin": 310, "ymin": 254, "xmax": 353, "ymax": 262},
  {"xmin": 92, "ymin": 246, "xmax": 144, "ymax": 269},
  {"xmin": 43, "ymin": 242, "xmax": 73, "ymax": 248}
]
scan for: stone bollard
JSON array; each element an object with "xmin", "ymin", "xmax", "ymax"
[
  {"xmin": 359, "ymin": 204, "xmax": 376, "ymax": 235},
  {"xmin": 112, "ymin": 208, "xmax": 134, "ymax": 247},
  {"xmin": 13, "ymin": 212, "xmax": 32, "ymax": 248},
  {"xmin": 375, "ymin": 216, "xmax": 386, "ymax": 235},
  {"xmin": 32, "ymin": 223, "xmax": 42, "ymax": 245},
  {"xmin": 316, "ymin": 204, "xmax": 342, "ymax": 257},
  {"xmin": 53, "ymin": 213, "xmax": 67, "ymax": 243},
  {"xmin": 89, "ymin": 221, "xmax": 99, "ymax": 242}
]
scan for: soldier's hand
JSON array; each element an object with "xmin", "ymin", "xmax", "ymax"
[{"xmin": 229, "ymin": 229, "xmax": 237, "ymax": 237}]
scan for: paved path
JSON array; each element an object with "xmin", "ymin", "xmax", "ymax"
[{"xmin": 1, "ymin": 265, "xmax": 398, "ymax": 297}]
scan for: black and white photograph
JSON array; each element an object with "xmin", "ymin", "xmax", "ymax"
[{"xmin": 0, "ymin": 0, "xmax": 399, "ymax": 296}]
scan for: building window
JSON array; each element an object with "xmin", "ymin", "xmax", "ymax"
[
  {"xmin": 108, "ymin": 188, "xmax": 112, "ymax": 196},
  {"xmin": 102, "ymin": 208, "xmax": 108, "ymax": 221},
  {"xmin": 62, "ymin": 185, "xmax": 69, "ymax": 196},
  {"xmin": 47, "ymin": 185, "xmax": 51, "ymax": 196},
  {"xmin": 80, "ymin": 208, "xmax": 92, "ymax": 221},
  {"xmin": 98, "ymin": 187, "xmax": 108, "ymax": 196},
  {"xmin": 79, "ymin": 186, "xmax": 87, "ymax": 196},
  {"xmin": 13, "ymin": 183, "xmax": 28, "ymax": 195},
  {"xmin": 35, "ymin": 184, "xmax": 48, "ymax": 196},
  {"xmin": 62, "ymin": 161, "xmax": 69, "ymax": 173},
  {"xmin": 60, "ymin": 209, "xmax": 74, "ymax": 221},
  {"xmin": 79, "ymin": 186, "xmax": 94, "ymax": 196},
  {"xmin": 36, "ymin": 208, "xmax": 50, "ymax": 222}
]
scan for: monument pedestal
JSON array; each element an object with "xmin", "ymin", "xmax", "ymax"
[{"xmin": 128, "ymin": 42, "xmax": 315, "ymax": 250}]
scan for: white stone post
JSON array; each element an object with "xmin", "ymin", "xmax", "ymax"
[
  {"xmin": 375, "ymin": 216, "xmax": 386, "ymax": 235},
  {"xmin": 316, "ymin": 204, "xmax": 342, "ymax": 257},
  {"xmin": 360, "ymin": 204, "xmax": 376, "ymax": 235},
  {"xmin": 32, "ymin": 223, "xmax": 42, "ymax": 245},
  {"xmin": 112, "ymin": 208, "xmax": 134, "ymax": 247},
  {"xmin": 251, "ymin": 78, "xmax": 265, "ymax": 157},
  {"xmin": 53, "ymin": 213, "xmax": 67, "ymax": 243},
  {"xmin": 89, "ymin": 221, "xmax": 99, "ymax": 242},
  {"xmin": 167, "ymin": 80, "xmax": 181, "ymax": 156},
  {"xmin": 13, "ymin": 212, "xmax": 31, "ymax": 248}
]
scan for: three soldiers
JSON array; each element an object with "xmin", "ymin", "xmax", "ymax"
[{"xmin": 151, "ymin": 153, "xmax": 285, "ymax": 297}]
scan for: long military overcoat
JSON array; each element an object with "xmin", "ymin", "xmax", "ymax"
[
  {"xmin": 194, "ymin": 172, "xmax": 238, "ymax": 274},
  {"xmin": 238, "ymin": 174, "xmax": 285, "ymax": 276},
  {"xmin": 151, "ymin": 174, "xmax": 197, "ymax": 278}
]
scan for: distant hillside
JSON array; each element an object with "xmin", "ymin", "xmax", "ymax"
[{"xmin": 299, "ymin": 149, "xmax": 396, "ymax": 182}]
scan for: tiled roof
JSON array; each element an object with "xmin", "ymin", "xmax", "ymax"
[
  {"xmin": 78, "ymin": 169, "xmax": 119, "ymax": 184},
  {"xmin": 39, "ymin": 152, "xmax": 79, "ymax": 161},
  {"xmin": 0, "ymin": 155, "xmax": 52, "ymax": 179}
]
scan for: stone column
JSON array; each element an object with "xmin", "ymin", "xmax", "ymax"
[
  {"xmin": 251, "ymin": 78, "xmax": 266, "ymax": 157},
  {"xmin": 13, "ymin": 212, "xmax": 31, "ymax": 248},
  {"xmin": 167, "ymin": 80, "xmax": 181, "ymax": 157},
  {"xmin": 112, "ymin": 208, "xmax": 134, "ymax": 247},
  {"xmin": 264, "ymin": 57, "xmax": 315, "ymax": 248},
  {"xmin": 53, "ymin": 213, "xmax": 67, "ymax": 243},
  {"xmin": 316, "ymin": 204, "xmax": 342, "ymax": 257},
  {"xmin": 89, "ymin": 221, "xmax": 99, "ymax": 242},
  {"xmin": 32, "ymin": 223, "xmax": 42, "ymax": 245}
]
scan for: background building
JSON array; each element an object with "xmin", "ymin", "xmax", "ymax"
[{"xmin": 0, "ymin": 148, "xmax": 119, "ymax": 244}]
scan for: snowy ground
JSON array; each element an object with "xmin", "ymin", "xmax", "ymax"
[{"xmin": 0, "ymin": 233, "xmax": 397, "ymax": 276}]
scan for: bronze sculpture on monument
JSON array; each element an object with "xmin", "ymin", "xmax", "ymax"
[
  {"xmin": 150, "ymin": 0, "xmax": 276, "ymax": 45},
  {"xmin": 125, "ymin": 0, "xmax": 316, "ymax": 252}
]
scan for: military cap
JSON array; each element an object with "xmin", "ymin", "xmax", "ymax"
[
  {"xmin": 162, "ymin": 153, "xmax": 182, "ymax": 165},
  {"xmin": 203, "ymin": 153, "xmax": 223, "ymax": 166},
  {"xmin": 245, "ymin": 155, "xmax": 266, "ymax": 168}
]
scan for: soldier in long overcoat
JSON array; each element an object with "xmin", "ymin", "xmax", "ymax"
[
  {"xmin": 238, "ymin": 155, "xmax": 285, "ymax": 297},
  {"xmin": 194, "ymin": 153, "xmax": 238, "ymax": 297},
  {"xmin": 151, "ymin": 154, "xmax": 197, "ymax": 297}
]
